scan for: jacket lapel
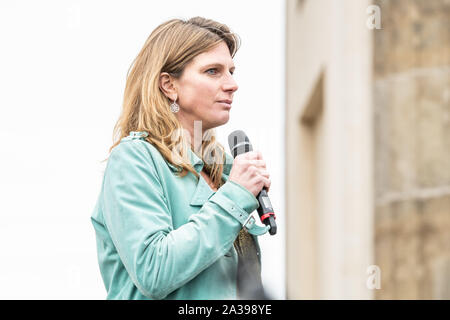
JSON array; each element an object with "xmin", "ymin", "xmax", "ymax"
[
  {"xmin": 163, "ymin": 146, "xmax": 235, "ymax": 207},
  {"xmin": 189, "ymin": 177, "xmax": 215, "ymax": 206},
  {"xmin": 188, "ymin": 150, "xmax": 234, "ymax": 207}
]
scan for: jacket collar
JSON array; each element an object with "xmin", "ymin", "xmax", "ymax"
[
  {"xmin": 166, "ymin": 148, "xmax": 234, "ymax": 176},
  {"xmin": 128, "ymin": 130, "xmax": 235, "ymax": 206},
  {"xmin": 188, "ymin": 148, "xmax": 205, "ymax": 173},
  {"xmin": 174, "ymin": 148, "xmax": 234, "ymax": 207},
  {"xmin": 127, "ymin": 131, "xmax": 233, "ymax": 176},
  {"xmin": 188, "ymin": 148, "xmax": 234, "ymax": 176}
]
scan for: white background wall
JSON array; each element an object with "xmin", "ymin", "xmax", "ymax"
[{"xmin": 0, "ymin": 0, "xmax": 285, "ymax": 299}]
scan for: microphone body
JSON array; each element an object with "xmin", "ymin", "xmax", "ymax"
[{"xmin": 228, "ymin": 130, "xmax": 277, "ymax": 235}]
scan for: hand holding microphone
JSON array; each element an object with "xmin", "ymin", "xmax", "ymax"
[
  {"xmin": 227, "ymin": 151, "xmax": 271, "ymax": 197},
  {"xmin": 228, "ymin": 130, "xmax": 277, "ymax": 235}
]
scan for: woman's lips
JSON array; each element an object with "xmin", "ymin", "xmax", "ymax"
[{"xmin": 217, "ymin": 100, "xmax": 232, "ymax": 109}]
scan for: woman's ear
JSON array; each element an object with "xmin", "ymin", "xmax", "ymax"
[{"xmin": 159, "ymin": 72, "xmax": 177, "ymax": 101}]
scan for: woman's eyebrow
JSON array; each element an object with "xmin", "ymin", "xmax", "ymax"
[{"xmin": 203, "ymin": 63, "xmax": 235, "ymax": 70}]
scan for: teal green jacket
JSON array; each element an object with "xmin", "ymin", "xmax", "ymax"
[{"xmin": 90, "ymin": 131, "xmax": 269, "ymax": 300}]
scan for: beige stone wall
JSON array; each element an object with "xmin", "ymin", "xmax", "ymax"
[
  {"xmin": 373, "ymin": 0, "xmax": 450, "ymax": 299},
  {"xmin": 285, "ymin": 0, "xmax": 374, "ymax": 299}
]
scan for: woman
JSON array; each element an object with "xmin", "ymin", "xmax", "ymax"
[{"xmin": 91, "ymin": 16, "xmax": 271, "ymax": 300}]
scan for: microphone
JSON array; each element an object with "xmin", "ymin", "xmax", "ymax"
[{"xmin": 228, "ymin": 130, "xmax": 277, "ymax": 235}]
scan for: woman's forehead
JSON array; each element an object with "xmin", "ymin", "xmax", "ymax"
[{"xmin": 191, "ymin": 42, "xmax": 234, "ymax": 67}]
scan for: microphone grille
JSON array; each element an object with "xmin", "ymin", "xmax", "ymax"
[{"xmin": 228, "ymin": 130, "xmax": 253, "ymax": 158}]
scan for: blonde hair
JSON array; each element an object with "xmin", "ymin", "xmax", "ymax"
[{"xmin": 105, "ymin": 17, "xmax": 241, "ymax": 188}]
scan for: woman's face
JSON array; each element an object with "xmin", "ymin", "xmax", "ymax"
[{"xmin": 172, "ymin": 41, "xmax": 238, "ymax": 132}]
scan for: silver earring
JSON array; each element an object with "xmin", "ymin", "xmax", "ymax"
[{"xmin": 170, "ymin": 98, "xmax": 179, "ymax": 113}]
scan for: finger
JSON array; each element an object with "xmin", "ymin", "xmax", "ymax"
[
  {"xmin": 240, "ymin": 151, "xmax": 259, "ymax": 160},
  {"xmin": 256, "ymin": 150, "xmax": 263, "ymax": 160},
  {"xmin": 262, "ymin": 177, "xmax": 271, "ymax": 192},
  {"xmin": 247, "ymin": 159, "xmax": 266, "ymax": 168},
  {"xmin": 258, "ymin": 169, "xmax": 270, "ymax": 178}
]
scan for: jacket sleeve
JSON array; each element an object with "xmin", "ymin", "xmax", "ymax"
[{"xmin": 102, "ymin": 140, "xmax": 259, "ymax": 299}]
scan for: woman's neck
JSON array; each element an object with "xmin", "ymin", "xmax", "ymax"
[{"xmin": 176, "ymin": 115, "xmax": 208, "ymax": 152}]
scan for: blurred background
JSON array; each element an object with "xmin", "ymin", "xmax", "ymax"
[
  {"xmin": 285, "ymin": 0, "xmax": 449, "ymax": 299},
  {"xmin": 0, "ymin": 0, "xmax": 448, "ymax": 299}
]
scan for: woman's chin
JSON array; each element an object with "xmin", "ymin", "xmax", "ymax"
[
  {"xmin": 217, "ymin": 112, "xmax": 230, "ymax": 124},
  {"xmin": 201, "ymin": 110, "xmax": 230, "ymax": 129}
]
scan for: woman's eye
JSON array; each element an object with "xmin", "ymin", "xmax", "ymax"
[{"xmin": 206, "ymin": 68, "xmax": 234, "ymax": 75}]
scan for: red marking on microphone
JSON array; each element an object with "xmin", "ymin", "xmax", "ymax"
[{"xmin": 261, "ymin": 212, "xmax": 275, "ymax": 222}]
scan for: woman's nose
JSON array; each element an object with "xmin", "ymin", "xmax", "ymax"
[{"xmin": 223, "ymin": 76, "xmax": 238, "ymax": 92}]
